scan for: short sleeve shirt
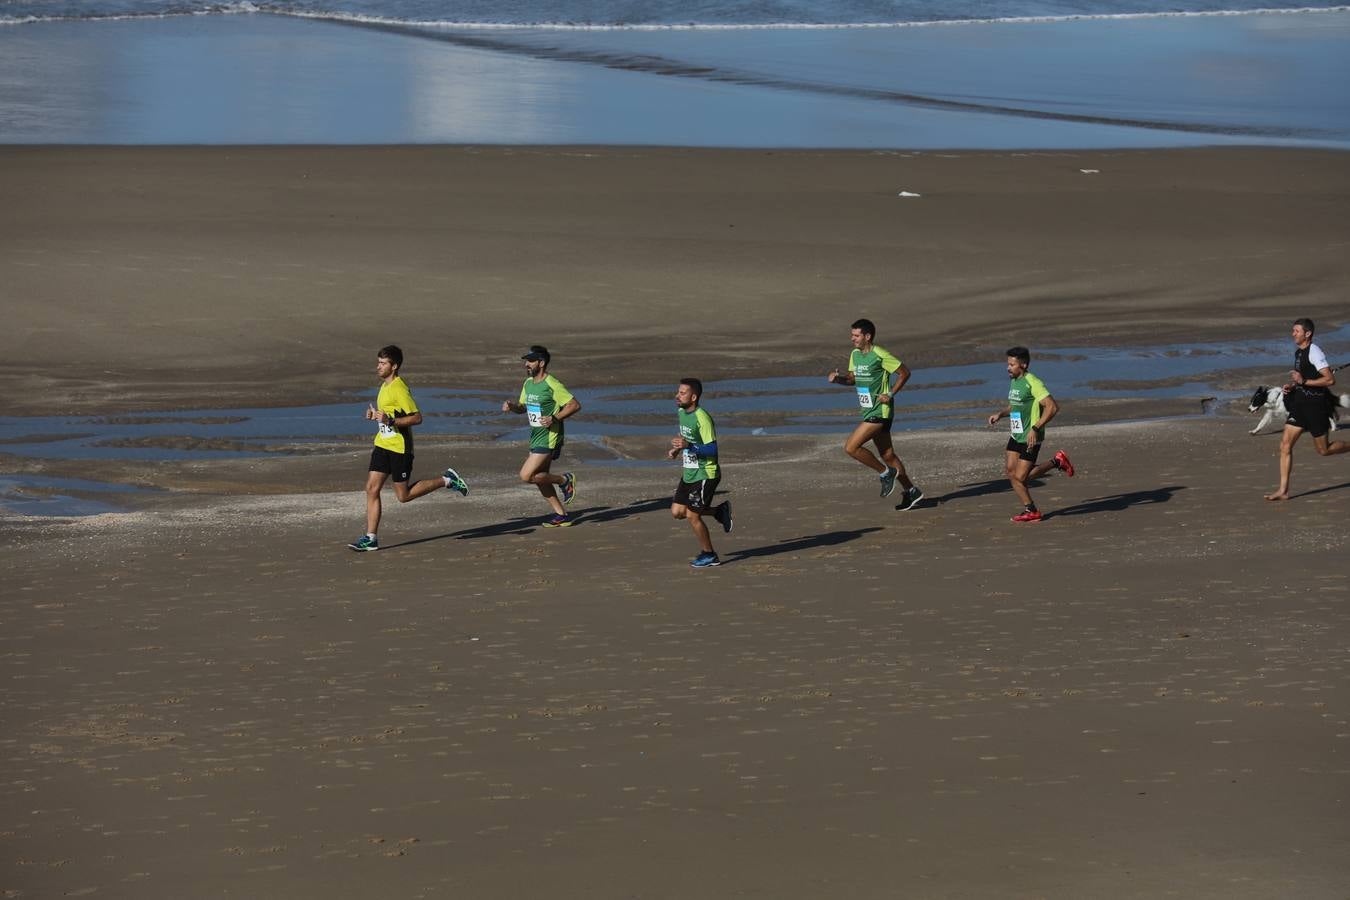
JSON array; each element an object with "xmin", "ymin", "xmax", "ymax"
[
  {"xmin": 678, "ymin": 407, "xmax": 719, "ymax": 483},
  {"xmin": 1294, "ymin": 342, "xmax": 1331, "ymax": 397},
  {"xmin": 848, "ymin": 345, "xmax": 903, "ymax": 421},
  {"xmin": 520, "ymin": 374, "xmax": 574, "ymax": 451},
  {"xmin": 1007, "ymin": 372, "xmax": 1051, "ymax": 442},
  {"xmin": 374, "ymin": 376, "xmax": 418, "ymax": 454}
]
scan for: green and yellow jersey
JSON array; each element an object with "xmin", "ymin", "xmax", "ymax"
[
  {"xmin": 677, "ymin": 407, "xmax": 719, "ymax": 483},
  {"xmin": 848, "ymin": 344, "xmax": 903, "ymax": 421},
  {"xmin": 1007, "ymin": 372, "xmax": 1051, "ymax": 442},
  {"xmin": 520, "ymin": 374, "xmax": 574, "ymax": 451}
]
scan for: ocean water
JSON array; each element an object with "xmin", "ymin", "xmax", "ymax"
[
  {"xmin": 2, "ymin": 0, "xmax": 1347, "ymax": 27},
  {"xmin": 1, "ymin": 2, "xmax": 1348, "ymax": 145}
]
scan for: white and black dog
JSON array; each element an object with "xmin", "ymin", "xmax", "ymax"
[{"xmin": 1248, "ymin": 386, "xmax": 1350, "ymax": 434}]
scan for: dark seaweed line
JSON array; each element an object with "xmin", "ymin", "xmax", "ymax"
[{"xmin": 299, "ymin": 13, "xmax": 1329, "ymax": 139}]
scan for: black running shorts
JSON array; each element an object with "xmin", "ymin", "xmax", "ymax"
[
  {"xmin": 1005, "ymin": 436, "xmax": 1043, "ymax": 464},
  {"xmin": 673, "ymin": 476, "xmax": 720, "ymax": 513},
  {"xmin": 369, "ymin": 446, "xmax": 414, "ymax": 483},
  {"xmin": 1286, "ymin": 390, "xmax": 1332, "ymax": 438}
]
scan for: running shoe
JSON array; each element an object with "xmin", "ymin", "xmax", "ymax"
[
  {"xmin": 879, "ymin": 467, "xmax": 899, "ymax": 498},
  {"xmin": 716, "ymin": 500, "xmax": 733, "ymax": 534},
  {"xmin": 543, "ymin": 513, "xmax": 573, "ymax": 528},
  {"xmin": 1053, "ymin": 450, "xmax": 1075, "ymax": 478},
  {"xmin": 443, "ymin": 466, "xmax": 469, "ymax": 496},
  {"xmin": 560, "ymin": 472, "xmax": 577, "ymax": 506},
  {"xmin": 691, "ymin": 552, "xmax": 721, "ymax": 568},
  {"xmin": 896, "ymin": 485, "xmax": 925, "ymax": 511},
  {"xmin": 1011, "ymin": 509, "xmax": 1043, "ymax": 523},
  {"xmin": 348, "ymin": 534, "xmax": 379, "ymax": 552}
]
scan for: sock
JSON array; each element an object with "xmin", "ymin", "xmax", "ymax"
[{"xmin": 367, "ymin": 533, "xmax": 377, "ymax": 541}]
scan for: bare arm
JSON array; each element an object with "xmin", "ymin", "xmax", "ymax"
[
  {"xmin": 1293, "ymin": 366, "xmax": 1336, "ymax": 390},
  {"xmin": 1026, "ymin": 395, "xmax": 1059, "ymax": 445},
  {"xmin": 541, "ymin": 398, "xmax": 581, "ymax": 427},
  {"xmin": 878, "ymin": 363, "xmax": 911, "ymax": 405},
  {"xmin": 387, "ymin": 410, "xmax": 422, "ymax": 428},
  {"xmin": 827, "ymin": 368, "xmax": 855, "ymax": 385}
]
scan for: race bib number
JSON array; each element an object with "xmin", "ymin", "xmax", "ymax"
[
  {"xmin": 856, "ymin": 386, "xmax": 874, "ymax": 409},
  {"xmin": 1009, "ymin": 411, "xmax": 1024, "ymax": 435},
  {"xmin": 378, "ymin": 415, "xmax": 397, "ymax": 438},
  {"xmin": 682, "ymin": 448, "xmax": 699, "ymax": 469},
  {"xmin": 526, "ymin": 403, "xmax": 544, "ymax": 427}
]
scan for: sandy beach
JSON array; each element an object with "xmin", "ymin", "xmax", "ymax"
[
  {"xmin": 3, "ymin": 146, "xmax": 1349, "ymax": 415},
  {"xmin": 3, "ymin": 146, "xmax": 1350, "ymax": 897}
]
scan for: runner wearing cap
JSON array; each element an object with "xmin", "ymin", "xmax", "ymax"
[{"xmin": 502, "ymin": 345, "xmax": 581, "ymax": 526}]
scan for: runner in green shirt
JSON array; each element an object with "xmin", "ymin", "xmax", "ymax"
[
  {"xmin": 668, "ymin": 378, "xmax": 733, "ymax": 568},
  {"xmin": 501, "ymin": 345, "xmax": 581, "ymax": 527},
  {"xmin": 827, "ymin": 318, "xmax": 924, "ymax": 510},
  {"xmin": 347, "ymin": 344, "xmax": 469, "ymax": 552},
  {"xmin": 986, "ymin": 346, "xmax": 1075, "ymax": 523}
]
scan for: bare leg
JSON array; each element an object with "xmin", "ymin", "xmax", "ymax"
[
  {"xmin": 873, "ymin": 429, "xmax": 915, "ymax": 492},
  {"xmin": 520, "ymin": 454, "xmax": 565, "ymax": 516},
  {"xmin": 1265, "ymin": 425, "xmax": 1302, "ymax": 500},
  {"xmin": 688, "ymin": 510, "xmax": 714, "ymax": 554},
  {"xmin": 1028, "ymin": 459, "xmax": 1057, "ymax": 480},
  {"xmin": 672, "ymin": 504, "xmax": 715, "ymax": 555},
  {"xmin": 1007, "ymin": 453, "xmax": 1035, "ymax": 508},
  {"xmin": 392, "ymin": 477, "xmax": 443, "ymax": 503},
  {"xmin": 844, "ymin": 421, "xmax": 889, "ymax": 474},
  {"xmin": 1312, "ymin": 434, "xmax": 1350, "ymax": 457},
  {"xmin": 364, "ymin": 470, "xmax": 388, "ymax": 535}
]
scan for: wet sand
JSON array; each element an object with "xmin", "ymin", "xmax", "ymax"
[
  {"xmin": 3, "ymin": 418, "xmax": 1350, "ymax": 898},
  {"xmin": 3, "ymin": 146, "xmax": 1350, "ymax": 897},
  {"xmin": 2, "ymin": 145, "xmax": 1349, "ymax": 415}
]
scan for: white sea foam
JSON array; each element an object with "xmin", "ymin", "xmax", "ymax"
[
  {"xmin": 4, "ymin": 4, "xmax": 1348, "ymax": 29},
  {"xmin": 281, "ymin": 6, "xmax": 1350, "ymax": 31},
  {"xmin": 0, "ymin": 1, "xmax": 259, "ymax": 26}
]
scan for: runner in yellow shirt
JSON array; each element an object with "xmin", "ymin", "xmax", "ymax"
[{"xmin": 348, "ymin": 345, "xmax": 468, "ymax": 551}]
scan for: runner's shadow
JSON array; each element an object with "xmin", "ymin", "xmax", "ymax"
[
  {"xmin": 377, "ymin": 498, "xmax": 670, "ymax": 550},
  {"xmin": 928, "ymin": 478, "xmax": 1045, "ymax": 506},
  {"xmin": 380, "ymin": 516, "xmax": 541, "ymax": 549},
  {"xmin": 580, "ymin": 497, "xmax": 673, "ymax": 524},
  {"xmin": 1292, "ymin": 481, "xmax": 1350, "ymax": 499},
  {"xmin": 724, "ymin": 527, "xmax": 883, "ymax": 563},
  {"xmin": 1046, "ymin": 486, "xmax": 1185, "ymax": 519}
]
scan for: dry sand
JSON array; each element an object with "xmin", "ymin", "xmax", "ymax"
[{"xmin": 2, "ymin": 147, "xmax": 1349, "ymax": 898}]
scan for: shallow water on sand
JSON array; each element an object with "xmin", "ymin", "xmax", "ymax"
[{"xmin": 3, "ymin": 327, "xmax": 1346, "ymax": 515}]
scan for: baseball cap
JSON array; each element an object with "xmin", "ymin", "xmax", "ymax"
[{"xmin": 521, "ymin": 345, "xmax": 550, "ymax": 364}]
